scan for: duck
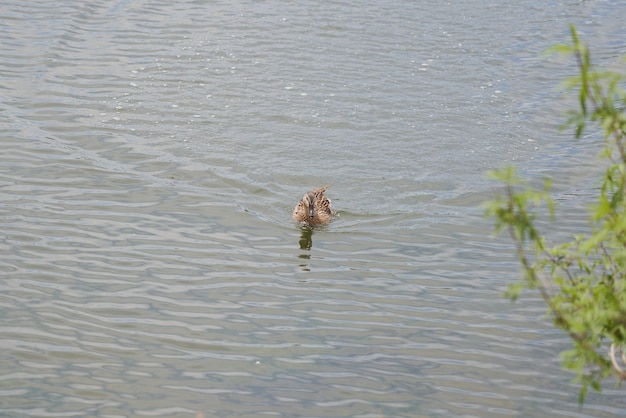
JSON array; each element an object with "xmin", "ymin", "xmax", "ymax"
[{"xmin": 292, "ymin": 186, "xmax": 332, "ymax": 227}]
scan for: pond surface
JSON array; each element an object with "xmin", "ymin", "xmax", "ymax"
[{"xmin": 2, "ymin": 1, "xmax": 626, "ymax": 417}]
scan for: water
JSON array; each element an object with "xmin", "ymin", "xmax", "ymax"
[{"xmin": 2, "ymin": 1, "xmax": 626, "ymax": 417}]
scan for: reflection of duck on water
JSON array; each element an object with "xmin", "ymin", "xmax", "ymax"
[
  {"xmin": 292, "ymin": 186, "xmax": 332, "ymax": 227},
  {"xmin": 298, "ymin": 227, "xmax": 313, "ymax": 251}
]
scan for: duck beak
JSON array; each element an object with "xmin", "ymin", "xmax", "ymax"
[{"xmin": 306, "ymin": 192, "xmax": 316, "ymax": 218}]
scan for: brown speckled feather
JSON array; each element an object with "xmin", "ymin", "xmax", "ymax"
[{"xmin": 292, "ymin": 186, "xmax": 332, "ymax": 226}]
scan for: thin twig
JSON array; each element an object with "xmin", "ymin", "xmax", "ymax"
[{"xmin": 609, "ymin": 343, "xmax": 626, "ymax": 380}]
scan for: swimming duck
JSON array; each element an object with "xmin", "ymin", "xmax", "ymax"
[{"xmin": 292, "ymin": 186, "xmax": 332, "ymax": 227}]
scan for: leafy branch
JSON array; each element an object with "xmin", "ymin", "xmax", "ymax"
[{"xmin": 486, "ymin": 24, "xmax": 626, "ymax": 403}]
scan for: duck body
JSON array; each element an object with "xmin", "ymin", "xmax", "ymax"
[{"xmin": 292, "ymin": 186, "xmax": 332, "ymax": 227}]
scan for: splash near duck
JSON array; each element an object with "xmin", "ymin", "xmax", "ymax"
[{"xmin": 292, "ymin": 186, "xmax": 332, "ymax": 227}]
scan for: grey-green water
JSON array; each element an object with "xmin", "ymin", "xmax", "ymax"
[{"xmin": 2, "ymin": 1, "xmax": 626, "ymax": 417}]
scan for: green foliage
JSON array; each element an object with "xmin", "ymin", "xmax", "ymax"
[{"xmin": 486, "ymin": 24, "xmax": 626, "ymax": 403}]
